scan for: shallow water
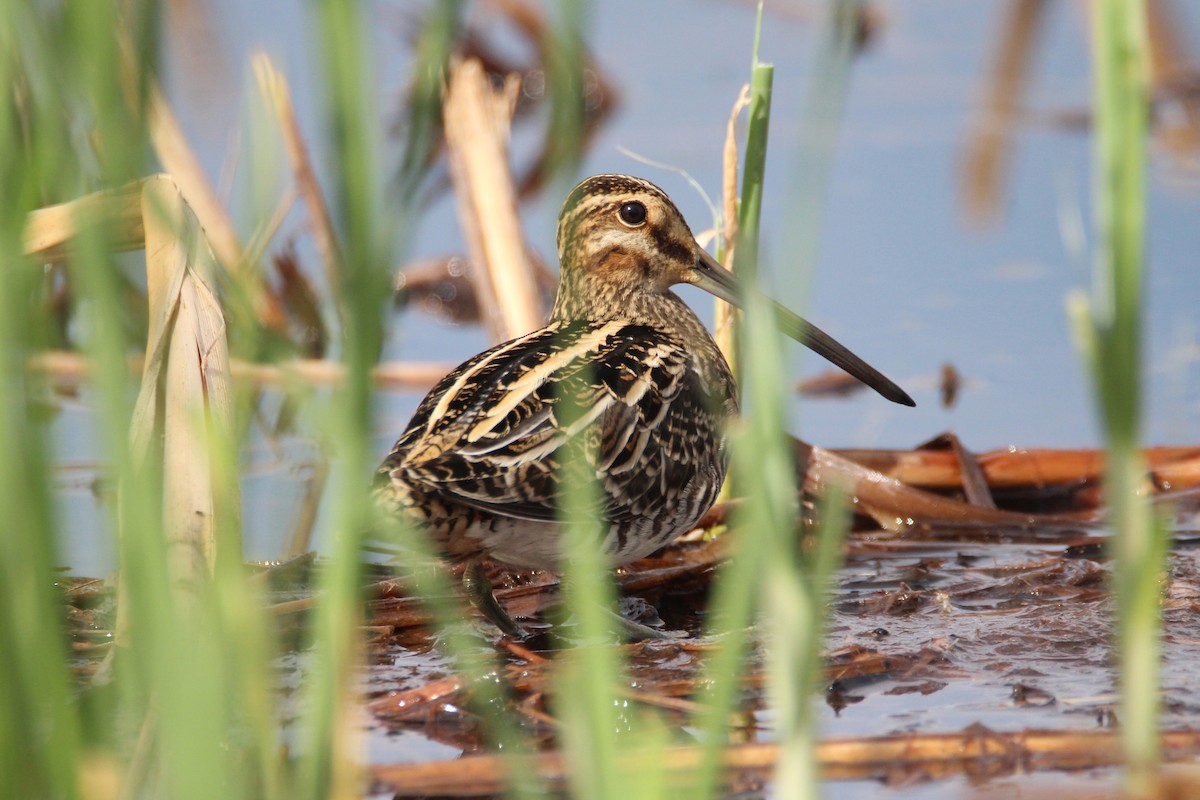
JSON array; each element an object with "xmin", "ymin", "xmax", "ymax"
[
  {"xmin": 343, "ymin": 520, "xmax": 1200, "ymax": 797},
  {"xmin": 60, "ymin": 485, "xmax": 1200, "ymax": 795}
]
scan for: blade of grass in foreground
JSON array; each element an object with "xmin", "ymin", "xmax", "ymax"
[
  {"xmin": 543, "ymin": 0, "xmax": 588, "ymax": 182},
  {"xmin": 0, "ymin": 10, "xmax": 88, "ymax": 797},
  {"xmin": 59, "ymin": 9, "xmax": 237, "ymax": 796},
  {"xmin": 782, "ymin": 0, "xmax": 865, "ymax": 317},
  {"xmin": 0, "ymin": 115, "xmax": 81, "ymax": 800},
  {"xmin": 556, "ymin": 429, "xmax": 622, "ymax": 800},
  {"xmin": 374, "ymin": 512, "xmax": 544, "ymax": 800},
  {"xmin": 397, "ymin": 0, "xmax": 463, "ymax": 200},
  {"xmin": 299, "ymin": 0, "xmax": 393, "ymax": 796},
  {"xmin": 762, "ymin": 7, "xmax": 883, "ymax": 797},
  {"xmin": 764, "ymin": 482, "xmax": 849, "ymax": 800},
  {"xmin": 2, "ymin": 5, "xmax": 287, "ymax": 797},
  {"xmin": 300, "ymin": 3, "xmax": 545, "ymax": 798},
  {"xmin": 691, "ymin": 8, "xmax": 775, "ymax": 797},
  {"xmin": 694, "ymin": 3, "xmax": 863, "ymax": 797},
  {"xmin": 1074, "ymin": 1, "xmax": 1165, "ymax": 797}
]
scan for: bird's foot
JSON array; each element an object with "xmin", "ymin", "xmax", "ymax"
[
  {"xmin": 610, "ymin": 609, "xmax": 685, "ymax": 641},
  {"xmin": 462, "ymin": 560, "xmax": 529, "ymax": 640},
  {"xmin": 554, "ymin": 600, "xmax": 685, "ymax": 643}
]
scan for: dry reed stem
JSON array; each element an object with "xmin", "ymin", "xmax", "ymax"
[
  {"xmin": 23, "ymin": 181, "xmax": 146, "ymax": 259},
  {"xmin": 147, "ymin": 83, "xmax": 292, "ymax": 335},
  {"xmin": 960, "ymin": 0, "xmax": 1047, "ymax": 225},
  {"xmin": 133, "ymin": 174, "xmax": 241, "ymax": 583},
  {"xmin": 722, "ymin": 87, "xmax": 749, "ymax": 252},
  {"xmin": 25, "ymin": 176, "xmax": 241, "ymax": 584},
  {"xmin": 371, "ymin": 727, "xmax": 1200, "ymax": 796},
  {"xmin": 26, "ymin": 334, "xmax": 1200, "ymax": 498},
  {"xmin": 832, "ymin": 444, "xmax": 1200, "ymax": 493},
  {"xmin": 243, "ymin": 185, "xmax": 298, "ymax": 286},
  {"xmin": 285, "ymin": 457, "xmax": 329, "ymax": 558},
  {"xmin": 943, "ymin": 433, "xmax": 998, "ymax": 509},
  {"xmin": 26, "ymin": 350, "xmax": 455, "ymax": 392},
  {"xmin": 228, "ymin": 357, "xmax": 453, "ymax": 390},
  {"xmin": 443, "ymin": 58, "xmax": 543, "ymax": 342},
  {"xmin": 962, "ymin": 1, "xmax": 1200, "ymax": 222},
  {"xmin": 147, "ymin": 84, "xmax": 246, "ymax": 275},
  {"xmin": 714, "ymin": 84, "xmax": 751, "ymax": 369},
  {"xmin": 254, "ymin": 52, "xmax": 345, "ymax": 319},
  {"xmin": 1144, "ymin": 1, "xmax": 1200, "ymax": 152},
  {"xmin": 799, "ymin": 441, "xmax": 1097, "ymax": 532}
]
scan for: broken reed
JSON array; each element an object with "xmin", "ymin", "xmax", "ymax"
[
  {"xmin": 0, "ymin": 2, "xmax": 395, "ymax": 798},
  {"xmin": 0, "ymin": 5, "xmax": 286, "ymax": 800}
]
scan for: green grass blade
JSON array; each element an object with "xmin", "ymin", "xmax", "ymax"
[
  {"xmin": 692, "ymin": 17, "xmax": 775, "ymax": 795},
  {"xmin": 783, "ymin": 0, "xmax": 864, "ymax": 312},
  {"xmin": 1087, "ymin": 1, "xmax": 1163, "ymax": 795},
  {"xmin": 299, "ymin": 0, "xmax": 393, "ymax": 795},
  {"xmin": 0, "ymin": 133, "xmax": 82, "ymax": 800},
  {"xmin": 695, "ymin": 4, "xmax": 865, "ymax": 798},
  {"xmin": 375, "ymin": 513, "xmax": 544, "ymax": 799},
  {"xmin": 0, "ymin": 7, "xmax": 90, "ymax": 795},
  {"xmin": 555, "ymin": 386, "xmax": 623, "ymax": 800},
  {"xmin": 542, "ymin": 0, "xmax": 587, "ymax": 182},
  {"xmin": 397, "ymin": 0, "xmax": 463, "ymax": 199}
]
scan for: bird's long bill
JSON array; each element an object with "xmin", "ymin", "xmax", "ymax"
[{"xmin": 693, "ymin": 248, "xmax": 916, "ymax": 407}]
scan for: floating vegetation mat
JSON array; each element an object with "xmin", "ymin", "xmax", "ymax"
[{"xmin": 59, "ymin": 443, "xmax": 1200, "ymax": 798}]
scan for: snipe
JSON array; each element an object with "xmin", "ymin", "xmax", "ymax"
[{"xmin": 374, "ymin": 174, "xmax": 913, "ymax": 635}]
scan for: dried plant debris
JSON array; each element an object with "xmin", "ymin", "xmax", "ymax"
[
  {"xmin": 797, "ymin": 368, "xmax": 871, "ymax": 400},
  {"xmin": 939, "ymin": 362, "xmax": 961, "ymax": 409},
  {"xmin": 358, "ymin": 535, "xmax": 1200, "ymax": 796},
  {"xmin": 59, "ymin": 443, "xmax": 1200, "ymax": 793},
  {"xmin": 394, "ymin": 252, "xmax": 556, "ymax": 326},
  {"xmin": 962, "ymin": 0, "xmax": 1200, "ymax": 224},
  {"xmin": 393, "ymin": 0, "xmax": 618, "ymax": 202},
  {"xmin": 269, "ymin": 246, "xmax": 328, "ymax": 358},
  {"xmin": 359, "ymin": 444, "xmax": 1200, "ymax": 792},
  {"xmin": 394, "ymin": 256, "xmax": 482, "ymax": 324}
]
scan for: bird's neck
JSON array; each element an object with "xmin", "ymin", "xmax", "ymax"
[{"xmin": 549, "ymin": 278, "xmax": 694, "ymax": 332}]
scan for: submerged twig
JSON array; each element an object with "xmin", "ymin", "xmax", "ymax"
[{"xmin": 372, "ymin": 728, "xmax": 1200, "ymax": 797}]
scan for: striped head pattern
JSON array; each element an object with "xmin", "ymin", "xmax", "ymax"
[{"xmin": 551, "ymin": 175, "xmax": 703, "ymax": 322}]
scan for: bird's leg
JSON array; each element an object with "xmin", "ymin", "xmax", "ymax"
[
  {"xmin": 462, "ymin": 560, "xmax": 528, "ymax": 639},
  {"xmin": 607, "ymin": 606, "xmax": 682, "ymax": 641},
  {"xmin": 462, "ymin": 562, "xmax": 677, "ymax": 641}
]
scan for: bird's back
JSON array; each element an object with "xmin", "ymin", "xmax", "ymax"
[{"xmin": 375, "ymin": 310, "xmax": 737, "ymax": 569}]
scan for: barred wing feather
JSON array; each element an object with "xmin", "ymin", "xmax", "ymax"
[{"xmin": 378, "ymin": 320, "xmax": 723, "ymax": 525}]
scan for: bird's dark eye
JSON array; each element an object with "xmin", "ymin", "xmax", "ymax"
[{"xmin": 617, "ymin": 201, "xmax": 648, "ymax": 227}]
